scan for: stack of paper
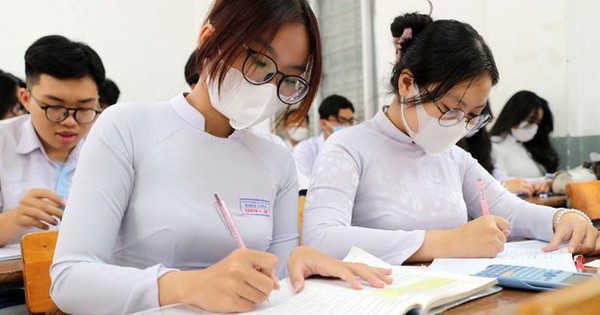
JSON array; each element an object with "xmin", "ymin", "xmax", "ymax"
[
  {"xmin": 0, "ymin": 243, "xmax": 21, "ymax": 262},
  {"xmin": 428, "ymin": 240, "xmax": 576, "ymax": 275}
]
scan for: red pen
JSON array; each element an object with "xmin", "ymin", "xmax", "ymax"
[
  {"xmin": 477, "ymin": 178, "xmax": 490, "ymax": 216},
  {"xmin": 574, "ymin": 254, "xmax": 585, "ymax": 272}
]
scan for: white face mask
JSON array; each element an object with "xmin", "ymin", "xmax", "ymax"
[
  {"xmin": 207, "ymin": 68, "xmax": 286, "ymax": 129},
  {"xmin": 400, "ymin": 83, "xmax": 469, "ymax": 155},
  {"xmin": 511, "ymin": 121, "xmax": 538, "ymax": 142},
  {"xmin": 287, "ymin": 126, "xmax": 309, "ymax": 141}
]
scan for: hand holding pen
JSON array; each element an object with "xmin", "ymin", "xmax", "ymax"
[{"xmin": 157, "ymin": 193, "xmax": 280, "ymax": 313}]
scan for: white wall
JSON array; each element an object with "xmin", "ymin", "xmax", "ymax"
[
  {"xmin": 566, "ymin": 0, "xmax": 600, "ymax": 137},
  {"xmin": 0, "ymin": 0, "xmax": 213, "ymax": 104},
  {"xmin": 373, "ymin": 0, "xmax": 581, "ymax": 137}
]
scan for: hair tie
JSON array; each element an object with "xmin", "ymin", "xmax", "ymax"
[
  {"xmin": 393, "ymin": 28, "xmax": 413, "ymax": 63},
  {"xmin": 400, "ymin": 28, "xmax": 413, "ymax": 43}
]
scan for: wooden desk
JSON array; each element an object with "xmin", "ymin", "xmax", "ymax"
[
  {"xmin": 524, "ymin": 195, "xmax": 567, "ymax": 208},
  {"xmin": 0, "ymin": 258, "xmax": 22, "ymax": 283},
  {"xmin": 442, "ymin": 257, "xmax": 599, "ymax": 314}
]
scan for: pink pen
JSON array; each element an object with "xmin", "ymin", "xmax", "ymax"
[
  {"xmin": 477, "ymin": 178, "xmax": 490, "ymax": 216},
  {"xmin": 214, "ymin": 193, "xmax": 246, "ymax": 249}
]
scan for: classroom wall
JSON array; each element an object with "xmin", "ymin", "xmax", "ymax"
[
  {"xmin": 373, "ymin": 0, "xmax": 600, "ymax": 168},
  {"xmin": 0, "ymin": 0, "xmax": 212, "ymax": 104}
]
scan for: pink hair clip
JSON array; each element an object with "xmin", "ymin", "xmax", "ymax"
[{"xmin": 400, "ymin": 28, "xmax": 413, "ymax": 42}]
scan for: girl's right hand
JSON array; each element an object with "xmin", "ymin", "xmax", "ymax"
[
  {"xmin": 158, "ymin": 248, "xmax": 279, "ymax": 313},
  {"xmin": 450, "ymin": 215, "xmax": 511, "ymax": 258}
]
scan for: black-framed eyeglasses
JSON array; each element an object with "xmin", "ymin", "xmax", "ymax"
[
  {"xmin": 242, "ymin": 45, "xmax": 310, "ymax": 105},
  {"xmin": 328, "ymin": 116, "xmax": 355, "ymax": 126},
  {"xmin": 29, "ymin": 93, "xmax": 101, "ymax": 124},
  {"xmin": 425, "ymin": 88, "xmax": 492, "ymax": 131}
]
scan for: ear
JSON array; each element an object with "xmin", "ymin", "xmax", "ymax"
[
  {"xmin": 397, "ymin": 69, "xmax": 415, "ymax": 100},
  {"xmin": 198, "ymin": 23, "xmax": 216, "ymax": 47},
  {"xmin": 19, "ymin": 88, "xmax": 31, "ymax": 112}
]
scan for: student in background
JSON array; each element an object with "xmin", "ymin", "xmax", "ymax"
[
  {"xmin": 303, "ymin": 15, "xmax": 599, "ymax": 266},
  {"xmin": 456, "ymin": 107, "xmax": 535, "ymax": 196},
  {"xmin": 0, "ymin": 70, "xmax": 26, "ymax": 120},
  {"xmin": 0, "ymin": 35, "xmax": 105, "ymax": 247},
  {"xmin": 50, "ymin": 1, "xmax": 391, "ymax": 314},
  {"xmin": 490, "ymin": 91, "xmax": 559, "ymax": 194},
  {"xmin": 293, "ymin": 94, "xmax": 354, "ymax": 189},
  {"xmin": 279, "ymin": 108, "xmax": 309, "ymax": 150},
  {"xmin": 98, "ymin": 78, "xmax": 120, "ymax": 110}
]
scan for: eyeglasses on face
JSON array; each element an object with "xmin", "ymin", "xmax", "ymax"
[
  {"xmin": 29, "ymin": 92, "xmax": 101, "ymax": 124},
  {"xmin": 241, "ymin": 45, "xmax": 310, "ymax": 105},
  {"xmin": 424, "ymin": 87, "xmax": 492, "ymax": 131}
]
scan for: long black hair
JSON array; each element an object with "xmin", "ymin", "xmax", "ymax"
[
  {"xmin": 389, "ymin": 16, "xmax": 499, "ymax": 105},
  {"xmin": 490, "ymin": 90, "xmax": 559, "ymax": 172},
  {"xmin": 456, "ymin": 102, "xmax": 494, "ymax": 173}
]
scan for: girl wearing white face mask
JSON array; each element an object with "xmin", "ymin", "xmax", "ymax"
[
  {"xmin": 303, "ymin": 15, "xmax": 600, "ymax": 266},
  {"xmin": 49, "ymin": 1, "xmax": 392, "ymax": 314},
  {"xmin": 490, "ymin": 91, "xmax": 559, "ymax": 195},
  {"xmin": 280, "ymin": 108, "xmax": 309, "ymax": 150}
]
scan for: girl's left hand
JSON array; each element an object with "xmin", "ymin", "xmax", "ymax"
[
  {"xmin": 544, "ymin": 212, "xmax": 599, "ymax": 254},
  {"xmin": 287, "ymin": 246, "xmax": 393, "ymax": 293}
]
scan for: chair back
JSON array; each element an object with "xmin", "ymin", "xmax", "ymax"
[
  {"xmin": 567, "ymin": 180, "xmax": 600, "ymax": 219},
  {"xmin": 20, "ymin": 230, "xmax": 59, "ymax": 314}
]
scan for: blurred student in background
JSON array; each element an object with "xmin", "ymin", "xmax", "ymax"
[
  {"xmin": 99, "ymin": 78, "xmax": 120, "ymax": 110},
  {"xmin": 293, "ymin": 94, "xmax": 354, "ymax": 189},
  {"xmin": 490, "ymin": 90, "xmax": 559, "ymax": 194},
  {"xmin": 0, "ymin": 70, "xmax": 26, "ymax": 120},
  {"xmin": 279, "ymin": 108, "xmax": 309, "ymax": 150},
  {"xmin": 456, "ymin": 105, "xmax": 535, "ymax": 196}
]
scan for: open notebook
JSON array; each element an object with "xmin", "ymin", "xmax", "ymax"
[{"xmin": 134, "ymin": 247, "xmax": 499, "ymax": 315}]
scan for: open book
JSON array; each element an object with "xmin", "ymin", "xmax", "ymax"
[{"xmin": 134, "ymin": 247, "xmax": 499, "ymax": 315}]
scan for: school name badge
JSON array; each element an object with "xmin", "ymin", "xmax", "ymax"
[{"xmin": 239, "ymin": 198, "xmax": 271, "ymax": 217}]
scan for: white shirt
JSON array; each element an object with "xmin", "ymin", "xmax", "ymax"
[
  {"xmin": 0, "ymin": 115, "xmax": 82, "ymax": 243},
  {"xmin": 303, "ymin": 108, "xmax": 558, "ymax": 265},
  {"xmin": 292, "ymin": 134, "xmax": 325, "ymax": 190},
  {"xmin": 491, "ymin": 134, "xmax": 546, "ymax": 180},
  {"xmin": 50, "ymin": 95, "xmax": 299, "ymax": 315},
  {"xmin": 252, "ymin": 127, "xmax": 288, "ymax": 150}
]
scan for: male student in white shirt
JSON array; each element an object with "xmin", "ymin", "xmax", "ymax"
[
  {"xmin": 0, "ymin": 35, "xmax": 105, "ymax": 247},
  {"xmin": 293, "ymin": 94, "xmax": 354, "ymax": 189}
]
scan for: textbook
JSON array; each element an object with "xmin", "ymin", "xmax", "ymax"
[{"xmin": 135, "ymin": 247, "xmax": 499, "ymax": 315}]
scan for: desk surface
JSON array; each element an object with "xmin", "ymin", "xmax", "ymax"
[
  {"xmin": 443, "ymin": 257, "xmax": 599, "ymax": 314},
  {"xmin": 524, "ymin": 195, "xmax": 567, "ymax": 207},
  {"xmin": 2, "ymin": 248, "xmax": 595, "ymax": 314},
  {"xmin": 0, "ymin": 258, "xmax": 22, "ymax": 283}
]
